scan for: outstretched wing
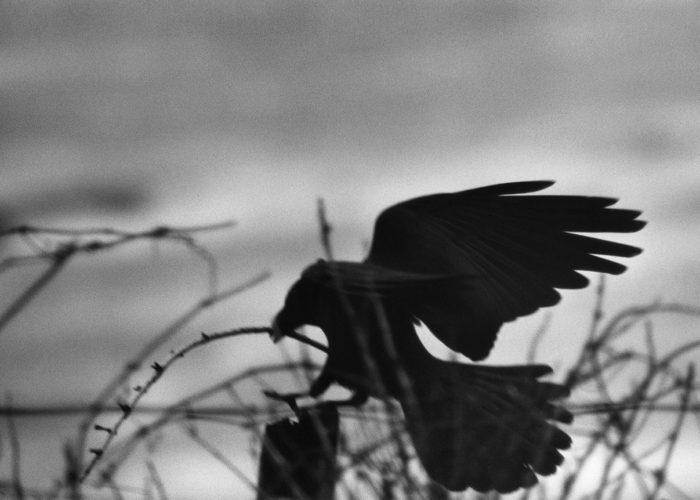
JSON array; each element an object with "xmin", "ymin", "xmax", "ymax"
[{"xmin": 364, "ymin": 180, "xmax": 645, "ymax": 360}]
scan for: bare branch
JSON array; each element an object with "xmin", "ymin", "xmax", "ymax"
[
  {"xmin": 0, "ymin": 246, "xmax": 73, "ymax": 337},
  {"xmin": 4, "ymin": 395, "xmax": 24, "ymax": 500},
  {"xmin": 316, "ymin": 198, "xmax": 334, "ymax": 260}
]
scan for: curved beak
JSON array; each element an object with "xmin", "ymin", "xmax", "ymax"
[{"xmin": 270, "ymin": 318, "xmax": 285, "ymax": 343}]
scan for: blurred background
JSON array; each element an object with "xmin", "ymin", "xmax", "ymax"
[{"xmin": 0, "ymin": 0, "xmax": 698, "ymax": 498}]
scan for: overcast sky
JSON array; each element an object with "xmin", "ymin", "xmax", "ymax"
[{"xmin": 1, "ymin": 1, "xmax": 698, "ymax": 497}]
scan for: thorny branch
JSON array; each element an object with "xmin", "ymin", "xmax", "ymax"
[
  {"xmin": 74, "ymin": 270, "xmax": 272, "ymax": 473},
  {"xmin": 0, "ymin": 221, "xmax": 235, "ymax": 338},
  {"xmin": 80, "ymin": 326, "xmax": 274, "ymax": 481}
]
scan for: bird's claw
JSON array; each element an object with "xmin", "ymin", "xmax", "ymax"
[{"xmin": 263, "ymin": 390, "xmax": 304, "ymax": 415}]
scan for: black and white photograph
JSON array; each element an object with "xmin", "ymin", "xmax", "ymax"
[{"xmin": 0, "ymin": 1, "xmax": 698, "ymax": 498}]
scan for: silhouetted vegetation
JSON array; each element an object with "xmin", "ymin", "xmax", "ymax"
[{"xmin": 0, "ymin": 213, "xmax": 697, "ymax": 499}]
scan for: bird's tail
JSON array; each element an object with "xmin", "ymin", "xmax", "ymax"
[{"xmin": 401, "ymin": 362, "xmax": 572, "ymax": 493}]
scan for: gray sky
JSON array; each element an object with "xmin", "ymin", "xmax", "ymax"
[{"xmin": 1, "ymin": 1, "xmax": 698, "ymax": 497}]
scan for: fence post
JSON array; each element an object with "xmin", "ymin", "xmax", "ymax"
[{"xmin": 257, "ymin": 404, "xmax": 339, "ymax": 499}]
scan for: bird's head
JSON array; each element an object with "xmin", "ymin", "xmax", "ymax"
[
  {"xmin": 270, "ymin": 297, "xmax": 299, "ymax": 343},
  {"xmin": 269, "ymin": 314, "xmax": 288, "ymax": 343},
  {"xmin": 270, "ymin": 275, "xmax": 319, "ymax": 343}
]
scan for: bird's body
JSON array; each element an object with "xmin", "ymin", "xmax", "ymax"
[
  {"xmin": 278, "ymin": 263, "xmax": 573, "ymax": 491},
  {"xmin": 300, "ymin": 278, "xmax": 435, "ymax": 397},
  {"xmin": 272, "ymin": 181, "xmax": 645, "ymax": 492}
]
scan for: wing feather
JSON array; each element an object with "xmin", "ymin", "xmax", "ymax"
[{"xmin": 364, "ymin": 181, "xmax": 645, "ymax": 360}]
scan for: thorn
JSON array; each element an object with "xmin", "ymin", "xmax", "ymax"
[
  {"xmin": 150, "ymin": 226, "xmax": 170, "ymax": 238},
  {"xmin": 653, "ymin": 469, "xmax": 665, "ymax": 485},
  {"xmin": 263, "ymin": 390, "xmax": 302, "ymax": 416},
  {"xmin": 118, "ymin": 402, "xmax": 132, "ymax": 417},
  {"xmin": 84, "ymin": 241, "xmax": 105, "ymax": 252}
]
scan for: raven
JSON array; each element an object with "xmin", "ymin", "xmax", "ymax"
[{"xmin": 270, "ymin": 180, "xmax": 645, "ymax": 492}]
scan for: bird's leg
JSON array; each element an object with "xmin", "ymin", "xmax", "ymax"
[
  {"xmin": 263, "ymin": 389, "xmax": 307, "ymax": 415},
  {"xmin": 263, "ymin": 366, "xmax": 335, "ymax": 415},
  {"xmin": 328, "ymin": 390, "xmax": 369, "ymax": 408},
  {"xmin": 308, "ymin": 367, "xmax": 334, "ymax": 398},
  {"xmin": 310, "ymin": 368, "xmax": 370, "ymax": 408},
  {"xmin": 264, "ymin": 367, "xmax": 368, "ymax": 412},
  {"xmin": 264, "ymin": 388, "xmax": 369, "ymax": 414}
]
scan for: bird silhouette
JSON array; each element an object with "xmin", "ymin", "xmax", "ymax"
[{"xmin": 270, "ymin": 180, "xmax": 645, "ymax": 493}]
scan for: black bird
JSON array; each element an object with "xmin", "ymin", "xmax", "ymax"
[{"xmin": 271, "ymin": 180, "xmax": 645, "ymax": 493}]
